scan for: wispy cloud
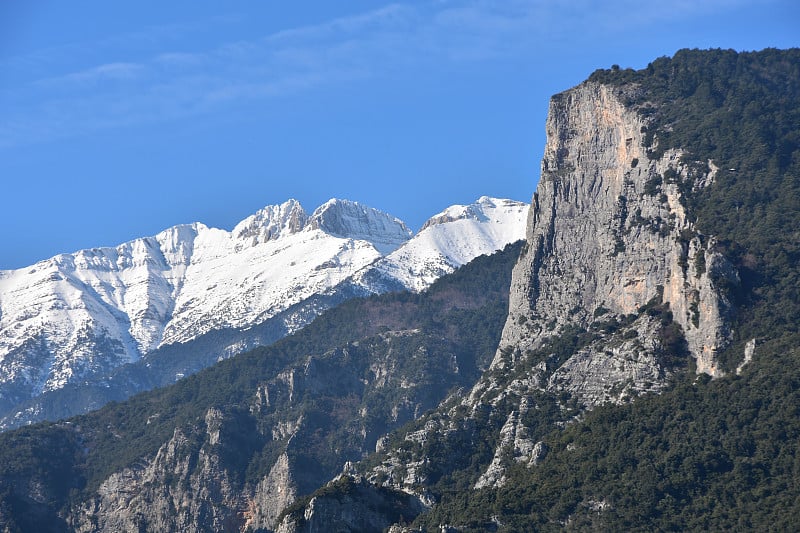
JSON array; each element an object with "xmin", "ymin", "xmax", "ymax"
[
  {"xmin": 34, "ymin": 62, "xmax": 146, "ymax": 88},
  {"xmin": 0, "ymin": 5, "xmax": 421, "ymax": 147},
  {"xmin": 0, "ymin": 0, "xmax": 774, "ymax": 148},
  {"xmin": 264, "ymin": 3, "xmax": 414, "ymax": 44}
]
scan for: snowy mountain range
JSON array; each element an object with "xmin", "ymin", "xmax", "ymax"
[{"xmin": 0, "ymin": 196, "xmax": 528, "ymax": 425}]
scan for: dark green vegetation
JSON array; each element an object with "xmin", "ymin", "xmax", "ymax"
[
  {"xmin": 410, "ymin": 342, "xmax": 800, "ymax": 532},
  {"xmin": 0, "ymin": 242, "xmax": 522, "ymax": 531}
]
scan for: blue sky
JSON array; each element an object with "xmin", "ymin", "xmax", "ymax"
[{"xmin": 1, "ymin": 1, "xmax": 798, "ymax": 269}]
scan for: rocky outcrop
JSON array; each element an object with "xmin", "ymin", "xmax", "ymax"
[
  {"xmin": 543, "ymin": 312, "xmax": 674, "ymax": 407},
  {"xmin": 68, "ymin": 408, "xmax": 304, "ymax": 533},
  {"xmin": 70, "ymin": 419, "xmax": 242, "ymax": 532},
  {"xmin": 474, "ymin": 406, "xmax": 543, "ymax": 489},
  {"xmin": 307, "ymin": 199, "xmax": 412, "ymax": 253},
  {"xmin": 275, "ymin": 476, "xmax": 425, "ymax": 533},
  {"xmin": 233, "ymin": 199, "xmax": 309, "ymax": 248},
  {"xmin": 245, "ymin": 453, "xmax": 298, "ymax": 531},
  {"xmin": 736, "ymin": 338, "xmax": 757, "ymax": 375}
]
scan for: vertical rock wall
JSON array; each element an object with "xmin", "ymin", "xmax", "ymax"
[{"xmin": 499, "ymin": 82, "xmax": 737, "ymax": 378}]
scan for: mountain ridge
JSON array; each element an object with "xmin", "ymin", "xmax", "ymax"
[{"xmin": 0, "ymin": 196, "xmax": 528, "ymax": 428}]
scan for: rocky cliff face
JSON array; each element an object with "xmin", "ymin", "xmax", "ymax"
[
  {"xmin": 501, "ymin": 82, "xmax": 736, "ymax": 380},
  {"xmin": 274, "ymin": 476, "xmax": 424, "ymax": 533},
  {"xmin": 71, "ymin": 415, "xmax": 242, "ymax": 533}
]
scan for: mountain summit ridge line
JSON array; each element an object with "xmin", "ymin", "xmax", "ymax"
[{"xmin": 0, "ymin": 196, "xmax": 528, "ymax": 423}]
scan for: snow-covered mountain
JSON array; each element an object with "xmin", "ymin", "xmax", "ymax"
[
  {"xmin": 356, "ymin": 197, "xmax": 530, "ymax": 292},
  {"xmin": 0, "ymin": 197, "xmax": 527, "ymax": 419}
]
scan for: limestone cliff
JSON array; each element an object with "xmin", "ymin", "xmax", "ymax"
[
  {"xmin": 70, "ymin": 416, "xmax": 242, "ymax": 532},
  {"xmin": 500, "ymin": 81, "xmax": 736, "ymax": 381}
]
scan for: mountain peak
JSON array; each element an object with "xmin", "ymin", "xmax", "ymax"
[
  {"xmin": 309, "ymin": 199, "xmax": 412, "ymax": 254},
  {"xmin": 420, "ymin": 197, "xmax": 526, "ymax": 231},
  {"xmin": 0, "ymin": 194, "xmax": 528, "ymax": 429},
  {"xmin": 354, "ymin": 197, "xmax": 529, "ymax": 293},
  {"xmin": 232, "ymin": 199, "xmax": 308, "ymax": 246}
]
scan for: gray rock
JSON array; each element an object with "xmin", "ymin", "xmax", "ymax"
[
  {"xmin": 736, "ymin": 338, "xmax": 757, "ymax": 374},
  {"xmin": 274, "ymin": 476, "xmax": 425, "ymax": 533}
]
